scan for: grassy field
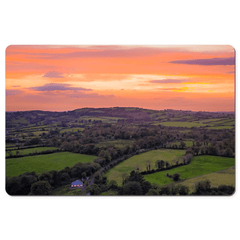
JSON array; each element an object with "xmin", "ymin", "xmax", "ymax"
[
  {"xmin": 80, "ymin": 116, "xmax": 122, "ymax": 122},
  {"xmin": 6, "ymin": 147, "xmax": 58, "ymax": 157},
  {"xmin": 6, "ymin": 143, "xmax": 16, "ymax": 148},
  {"xmin": 159, "ymin": 121, "xmax": 207, "ymax": 128},
  {"xmin": 172, "ymin": 166, "xmax": 235, "ymax": 193},
  {"xmin": 6, "ymin": 152, "xmax": 97, "ymax": 177},
  {"xmin": 32, "ymin": 130, "xmax": 49, "ymax": 136},
  {"xmin": 144, "ymin": 155, "xmax": 235, "ymax": 186},
  {"xmin": 106, "ymin": 149, "xmax": 185, "ymax": 185},
  {"xmin": 60, "ymin": 127, "xmax": 84, "ymax": 133},
  {"xmin": 206, "ymin": 126, "xmax": 234, "ymax": 130},
  {"xmin": 101, "ymin": 190, "xmax": 117, "ymax": 196},
  {"xmin": 153, "ymin": 118, "xmax": 234, "ymax": 129}
]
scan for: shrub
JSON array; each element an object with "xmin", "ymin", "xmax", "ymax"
[
  {"xmin": 172, "ymin": 173, "xmax": 180, "ymax": 181},
  {"xmin": 29, "ymin": 181, "xmax": 52, "ymax": 195}
]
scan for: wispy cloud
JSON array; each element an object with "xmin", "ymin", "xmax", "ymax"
[
  {"xmin": 6, "ymin": 89, "xmax": 23, "ymax": 96},
  {"xmin": 42, "ymin": 71, "xmax": 64, "ymax": 78},
  {"xmin": 170, "ymin": 57, "xmax": 235, "ymax": 65},
  {"xmin": 69, "ymin": 92, "xmax": 115, "ymax": 98},
  {"xmin": 158, "ymin": 87, "xmax": 191, "ymax": 92},
  {"xmin": 151, "ymin": 79, "xmax": 192, "ymax": 84},
  {"xmin": 29, "ymin": 83, "xmax": 92, "ymax": 92}
]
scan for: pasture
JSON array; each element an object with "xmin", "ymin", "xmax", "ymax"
[
  {"xmin": 106, "ymin": 149, "xmax": 185, "ymax": 185},
  {"xmin": 6, "ymin": 147, "xmax": 58, "ymax": 157},
  {"xmin": 159, "ymin": 121, "xmax": 207, "ymax": 128},
  {"xmin": 173, "ymin": 166, "xmax": 235, "ymax": 193},
  {"xmin": 206, "ymin": 126, "xmax": 234, "ymax": 130},
  {"xmin": 144, "ymin": 155, "xmax": 235, "ymax": 186},
  {"xmin": 153, "ymin": 117, "xmax": 234, "ymax": 129},
  {"xmin": 60, "ymin": 127, "xmax": 84, "ymax": 133},
  {"xmin": 6, "ymin": 152, "xmax": 97, "ymax": 177}
]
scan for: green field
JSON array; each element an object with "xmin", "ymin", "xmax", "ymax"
[
  {"xmin": 6, "ymin": 147, "xmax": 58, "ymax": 157},
  {"xmin": 206, "ymin": 126, "xmax": 234, "ymax": 130},
  {"xmin": 80, "ymin": 116, "xmax": 122, "ymax": 122},
  {"xmin": 153, "ymin": 118, "xmax": 234, "ymax": 129},
  {"xmin": 6, "ymin": 152, "xmax": 97, "ymax": 177},
  {"xmin": 32, "ymin": 130, "xmax": 49, "ymax": 136},
  {"xmin": 60, "ymin": 127, "xmax": 84, "ymax": 133},
  {"xmin": 144, "ymin": 155, "xmax": 235, "ymax": 186},
  {"xmin": 106, "ymin": 149, "xmax": 185, "ymax": 185},
  {"xmin": 101, "ymin": 190, "xmax": 117, "ymax": 196},
  {"xmin": 6, "ymin": 143, "xmax": 16, "ymax": 148},
  {"xmin": 172, "ymin": 166, "xmax": 235, "ymax": 193},
  {"xmin": 159, "ymin": 121, "xmax": 207, "ymax": 128}
]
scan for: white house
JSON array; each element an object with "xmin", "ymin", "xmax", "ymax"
[{"xmin": 71, "ymin": 180, "xmax": 83, "ymax": 188}]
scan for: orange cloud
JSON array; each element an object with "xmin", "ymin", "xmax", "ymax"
[{"xmin": 5, "ymin": 45, "xmax": 235, "ymax": 112}]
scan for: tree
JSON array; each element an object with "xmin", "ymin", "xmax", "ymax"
[
  {"xmin": 109, "ymin": 180, "xmax": 118, "ymax": 189},
  {"xmin": 85, "ymin": 184, "xmax": 101, "ymax": 195},
  {"xmin": 180, "ymin": 141, "xmax": 186, "ymax": 149},
  {"xmin": 121, "ymin": 172, "xmax": 128, "ymax": 185},
  {"xmin": 155, "ymin": 160, "xmax": 165, "ymax": 169},
  {"xmin": 178, "ymin": 185, "xmax": 189, "ymax": 195},
  {"xmin": 172, "ymin": 173, "xmax": 180, "ymax": 182},
  {"xmin": 126, "ymin": 171, "xmax": 143, "ymax": 183},
  {"xmin": 49, "ymin": 170, "xmax": 61, "ymax": 187},
  {"xmin": 141, "ymin": 181, "xmax": 152, "ymax": 195},
  {"xmin": 195, "ymin": 180, "xmax": 211, "ymax": 194},
  {"xmin": 146, "ymin": 160, "xmax": 151, "ymax": 171},
  {"xmin": 29, "ymin": 181, "xmax": 52, "ymax": 195},
  {"xmin": 82, "ymin": 172, "xmax": 87, "ymax": 181},
  {"xmin": 122, "ymin": 181, "xmax": 143, "ymax": 195},
  {"xmin": 224, "ymin": 147, "xmax": 233, "ymax": 157},
  {"xmin": 183, "ymin": 153, "xmax": 193, "ymax": 164},
  {"xmin": 39, "ymin": 172, "xmax": 52, "ymax": 183},
  {"xmin": 146, "ymin": 189, "xmax": 159, "ymax": 195},
  {"xmin": 19, "ymin": 174, "xmax": 38, "ymax": 195},
  {"xmin": 165, "ymin": 162, "xmax": 170, "ymax": 168},
  {"xmin": 60, "ymin": 172, "xmax": 70, "ymax": 183},
  {"xmin": 173, "ymin": 156, "xmax": 182, "ymax": 166},
  {"xmin": 6, "ymin": 178, "xmax": 21, "ymax": 195},
  {"xmin": 7, "ymin": 149, "xmax": 13, "ymax": 157}
]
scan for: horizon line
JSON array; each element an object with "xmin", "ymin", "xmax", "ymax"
[{"xmin": 5, "ymin": 106, "xmax": 235, "ymax": 113}]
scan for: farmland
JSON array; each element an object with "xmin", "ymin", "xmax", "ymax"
[
  {"xmin": 172, "ymin": 166, "xmax": 235, "ymax": 193},
  {"xmin": 5, "ymin": 107, "xmax": 235, "ymax": 196},
  {"xmin": 6, "ymin": 147, "xmax": 58, "ymax": 157},
  {"xmin": 144, "ymin": 155, "xmax": 235, "ymax": 186},
  {"xmin": 6, "ymin": 152, "xmax": 97, "ymax": 177},
  {"xmin": 106, "ymin": 149, "xmax": 185, "ymax": 185}
]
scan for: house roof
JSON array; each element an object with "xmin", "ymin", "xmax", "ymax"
[{"xmin": 71, "ymin": 180, "xmax": 83, "ymax": 185}]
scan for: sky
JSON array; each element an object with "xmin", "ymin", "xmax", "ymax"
[{"xmin": 5, "ymin": 45, "xmax": 235, "ymax": 112}]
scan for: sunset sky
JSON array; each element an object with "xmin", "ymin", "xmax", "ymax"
[{"xmin": 5, "ymin": 45, "xmax": 235, "ymax": 112}]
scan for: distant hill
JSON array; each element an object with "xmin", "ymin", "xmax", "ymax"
[{"xmin": 6, "ymin": 107, "xmax": 234, "ymax": 129}]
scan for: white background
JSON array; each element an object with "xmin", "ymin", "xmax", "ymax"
[{"xmin": 1, "ymin": 1, "xmax": 239, "ymax": 240}]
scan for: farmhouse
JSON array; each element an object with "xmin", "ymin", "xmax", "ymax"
[{"xmin": 71, "ymin": 180, "xmax": 83, "ymax": 188}]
